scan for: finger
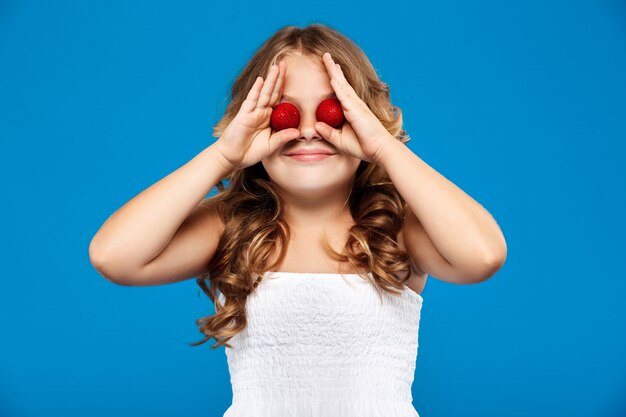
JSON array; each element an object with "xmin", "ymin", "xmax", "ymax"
[
  {"xmin": 269, "ymin": 61, "xmax": 286, "ymax": 106},
  {"xmin": 314, "ymin": 121, "xmax": 339, "ymax": 148},
  {"xmin": 243, "ymin": 77, "xmax": 264, "ymax": 112},
  {"xmin": 334, "ymin": 62, "xmax": 355, "ymax": 95},
  {"xmin": 269, "ymin": 127, "xmax": 300, "ymax": 154},
  {"xmin": 322, "ymin": 51, "xmax": 333, "ymax": 65},
  {"xmin": 322, "ymin": 53, "xmax": 355, "ymax": 108},
  {"xmin": 257, "ymin": 64, "xmax": 279, "ymax": 109},
  {"xmin": 331, "ymin": 63, "xmax": 357, "ymax": 104},
  {"xmin": 322, "ymin": 52, "xmax": 341, "ymax": 79}
]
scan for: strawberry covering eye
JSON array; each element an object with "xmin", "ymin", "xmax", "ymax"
[
  {"xmin": 270, "ymin": 102, "xmax": 301, "ymax": 131},
  {"xmin": 316, "ymin": 98, "xmax": 344, "ymax": 128}
]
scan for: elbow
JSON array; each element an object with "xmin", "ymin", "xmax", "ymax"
[
  {"xmin": 473, "ymin": 249, "xmax": 507, "ymax": 284},
  {"xmin": 487, "ymin": 239, "xmax": 507, "ymax": 272},
  {"xmin": 88, "ymin": 243, "xmax": 136, "ymax": 287},
  {"xmin": 88, "ymin": 241, "xmax": 107, "ymax": 278},
  {"xmin": 92, "ymin": 261, "xmax": 136, "ymax": 287},
  {"xmin": 89, "ymin": 253, "xmax": 125, "ymax": 286},
  {"xmin": 475, "ymin": 232, "xmax": 507, "ymax": 283}
]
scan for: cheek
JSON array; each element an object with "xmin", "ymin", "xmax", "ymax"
[
  {"xmin": 347, "ymin": 156, "xmax": 362, "ymax": 171},
  {"xmin": 260, "ymin": 159, "xmax": 273, "ymax": 177},
  {"xmin": 332, "ymin": 157, "xmax": 362, "ymax": 178},
  {"xmin": 261, "ymin": 160, "xmax": 274, "ymax": 178},
  {"xmin": 260, "ymin": 157, "xmax": 288, "ymax": 183}
]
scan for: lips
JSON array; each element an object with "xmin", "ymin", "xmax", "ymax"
[
  {"xmin": 285, "ymin": 148, "xmax": 336, "ymax": 156},
  {"xmin": 287, "ymin": 153, "xmax": 334, "ymax": 162}
]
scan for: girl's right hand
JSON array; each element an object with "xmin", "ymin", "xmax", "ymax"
[{"xmin": 214, "ymin": 61, "xmax": 300, "ymax": 171}]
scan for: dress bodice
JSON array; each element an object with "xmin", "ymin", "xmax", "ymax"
[{"xmin": 219, "ymin": 271, "xmax": 424, "ymax": 417}]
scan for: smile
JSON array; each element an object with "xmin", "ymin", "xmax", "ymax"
[{"xmin": 286, "ymin": 153, "xmax": 335, "ymax": 162}]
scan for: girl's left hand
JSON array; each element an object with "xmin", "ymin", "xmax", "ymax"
[{"xmin": 314, "ymin": 52, "xmax": 394, "ymax": 165}]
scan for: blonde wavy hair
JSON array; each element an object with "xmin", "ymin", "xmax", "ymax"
[{"xmin": 190, "ymin": 23, "xmax": 414, "ymax": 349}]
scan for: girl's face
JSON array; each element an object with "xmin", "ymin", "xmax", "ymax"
[{"xmin": 261, "ymin": 53, "xmax": 361, "ymax": 200}]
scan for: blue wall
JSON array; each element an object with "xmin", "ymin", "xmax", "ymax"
[{"xmin": 1, "ymin": 1, "xmax": 624, "ymax": 416}]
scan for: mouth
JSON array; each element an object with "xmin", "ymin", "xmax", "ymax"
[{"xmin": 285, "ymin": 153, "xmax": 336, "ymax": 162}]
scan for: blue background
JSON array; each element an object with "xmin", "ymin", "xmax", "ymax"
[{"xmin": 1, "ymin": 0, "xmax": 625, "ymax": 416}]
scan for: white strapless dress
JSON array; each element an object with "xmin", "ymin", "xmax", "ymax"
[{"xmin": 219, "ymin": 271, "xmax": 424, "ymax": 417}]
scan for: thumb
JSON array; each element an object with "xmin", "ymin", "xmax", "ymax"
[
  {"xmin": 270, "ymin": 128, "xmax": 300, "ymax": 152},
  {"xmin": 314, "ymin": 122, "xmax": 339, "ymax": 148}
]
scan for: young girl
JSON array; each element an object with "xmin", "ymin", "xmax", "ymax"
[{"xmin": 89, "ymin": 23, "xmax": 507, "ymax": 417}]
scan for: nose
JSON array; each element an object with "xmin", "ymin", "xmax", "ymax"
[{"xmin": 297, "ymin": 109, "xmax": 322, "ymax": 142}]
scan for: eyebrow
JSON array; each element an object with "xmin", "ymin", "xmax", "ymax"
[{"xmin": 281, "ymin": 92, "xmax": 336, "ymax": 102}]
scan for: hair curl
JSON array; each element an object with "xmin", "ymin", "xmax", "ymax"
[{"xmin": 189, "ymin": 23, "xmax": 414, "ymax": 350}]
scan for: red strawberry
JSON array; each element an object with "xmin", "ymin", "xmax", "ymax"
[
  {"xmin": 316, "ymin": 98, "xmax": 344, "ymax": 128},
  {"xmin": 270, "ymin": 102, "xmax": 300, "ymax": 131}
]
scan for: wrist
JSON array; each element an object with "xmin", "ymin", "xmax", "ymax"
[
  {"xmin": 374, "ymin": 134, "xmax": 404, "ymax": 168},
  {"xmin": 207, "ymin": 143, "xmax": 236, "ymax": 178}
]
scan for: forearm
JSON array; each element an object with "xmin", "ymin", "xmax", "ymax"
[
  {"xmin": 378, "ymin": 137, "xmax": 506, "ymax": 267},
  {"xmin": 89, "ymin": 143, "xmax": 233, "ymax": 269}
]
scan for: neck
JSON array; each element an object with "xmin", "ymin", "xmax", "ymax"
[{"xmin": 280, "ymin": 188, "xmax": 354, "ymax": 232}]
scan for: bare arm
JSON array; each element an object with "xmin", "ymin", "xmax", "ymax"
[
  {"xmin": 88, "ymin": 143, "xmax": 233, "ymax": 285},
  {"xmin": 89, "ymin": 60, "xmax": 297, "ymax": 286},
  {"xmin": 381, "ymin": 138, "xmax": 507, "ymax": 284}
]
